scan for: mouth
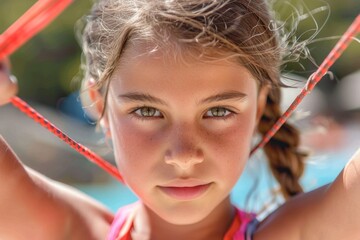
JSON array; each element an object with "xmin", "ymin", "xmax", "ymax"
[{"xmin": 158, "ymin": 182, "xmax": 212, "ymax": 201}]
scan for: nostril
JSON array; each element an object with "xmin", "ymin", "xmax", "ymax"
[{"xmin": 164, "ymin": 149, "xmax": 204, "ymax": 170}]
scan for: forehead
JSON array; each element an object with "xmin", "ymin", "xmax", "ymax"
[
  {"xmin": 116, "ymin": 40, "xmax": 255, "ymax": 76},
  {"xmin": 109, "ymin": 41, "xmax": 259, "ymax": 108},
  {"xmin": 113, "ymin": 42, "xmax": 255, "ymax": 85},
  {"xmin": 118, "ymin": 39, "xmax": 247, "ymax": 70},
  {"xmin": 110, "ymin": 54, "xmax": 257, "ymax": 111}
]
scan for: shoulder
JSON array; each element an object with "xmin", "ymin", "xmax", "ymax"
[
  {"xmin": 254, "ymin": 150, "xmax": 360, "ymax": 240},
  {"xmin": 253, "ymin": 185, "xmax": 330, "ymax": 240}
]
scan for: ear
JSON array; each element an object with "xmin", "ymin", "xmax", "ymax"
[
  {"xmin": 80, "ymin": 79, "xmax": 111, "ymax": 137},
  {"xmin": 255, "ymin": 85, "xmax": 269, "ymax": 126}
]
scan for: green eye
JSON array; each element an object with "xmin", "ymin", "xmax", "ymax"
[
  {"xmin": 139, "ymin": 107, "xmax": 156, "ymax": 117},
  {"xmin": 131, "ymin": 106, "xmax": 162, "ymax": 120},
  {"xmin": 210, "ymin": 107, "xmax": 227, "ymax": 117},
  {"xmin": 204, "ymin": 107, "xmax": 235, "ymax": 120}
]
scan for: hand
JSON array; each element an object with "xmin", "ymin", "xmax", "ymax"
[{"xmin": 0, "ymin": 58, "xmax": 18, "ymax": 105}]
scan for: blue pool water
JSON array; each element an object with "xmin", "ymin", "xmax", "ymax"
[{"xmin": 74, "ymin": 146, "xmax": 357, "ymax": 216}]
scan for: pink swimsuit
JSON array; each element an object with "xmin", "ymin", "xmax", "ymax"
[{"xmin": 108, "ymin": 202, "xmax": 258, "ymax": 240}]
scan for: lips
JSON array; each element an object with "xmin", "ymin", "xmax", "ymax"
[{"xmin": 158, "ymin": 181, "xmax": 212, "ymax": 201}]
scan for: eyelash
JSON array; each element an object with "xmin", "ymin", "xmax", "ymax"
[{"xmin": 129, "ymin": 106, "xmax": 237, "ymax": 121}]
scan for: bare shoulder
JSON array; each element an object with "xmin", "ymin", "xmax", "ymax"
[
  {"xmin": 253, "ymin": 149, "xmax": 360, "ymax": 240},
  {"xmin": 252, "ymin": 185, "xmax": 328, "ymax": 240}
]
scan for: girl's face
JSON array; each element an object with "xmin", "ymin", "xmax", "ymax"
[{"xmin": 104, "ymin": 43, "xmax": 267, "ymax": 225}]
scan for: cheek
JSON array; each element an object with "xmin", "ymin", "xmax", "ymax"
[
  {"xmin": 204, "ymin": 109, "xmax": 257, "ymax": 181},
  {"xmin": 108, "ymin": 113, "xmax": 160, "ymax": 182}
]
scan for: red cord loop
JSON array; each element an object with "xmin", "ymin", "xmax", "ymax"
[{"xmin": 250, "ymin": 14, "xmax": 360, "ymax": 156}]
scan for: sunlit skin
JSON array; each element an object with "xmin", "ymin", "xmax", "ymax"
[
  {"xmin": 1, "ymin": 34, "xmax": 360, "ymax": 240},
  {"xmin": 97, "ymin": 43, "xmax": 268, "ymax": 240}
]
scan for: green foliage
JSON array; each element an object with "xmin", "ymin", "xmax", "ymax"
[{"xmin": 0, "ymin": 0, "xmax": 91, "ymax": 106}]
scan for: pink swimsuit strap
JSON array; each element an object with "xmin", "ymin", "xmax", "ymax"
[{"xmin": 108, "ymin": 202, "xmax": 257, "ymax": 240}]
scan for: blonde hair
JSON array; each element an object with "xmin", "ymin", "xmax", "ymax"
[{"xmin": 80, "ymin": 0, "xmax": 307, "ymax": 200}]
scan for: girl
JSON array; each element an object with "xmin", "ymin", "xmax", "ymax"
[{"xmin": 0, "ymin": 0, "xmax": 359, "ymax": 239}]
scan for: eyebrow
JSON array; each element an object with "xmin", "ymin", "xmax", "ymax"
[
  {"xmin": 117, "ymin": 90, "xmax": 247, "ymax": 106},
  {"xmin": 199, "ymin": 91, "xmax": 247, "ymax": 104}
]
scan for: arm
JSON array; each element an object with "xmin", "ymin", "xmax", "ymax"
[
  {"xmin": 0, "ymin": 137, "xmax": 113, "ymax": 239},
  {"xmin": 254, "ymin": 149, "xmax": 360, "ymax": 240},
  {"xmin": 26, "ymin": 166, "xmax": 114, "ymax": 239},
  {"xmin": 0, "ymin": 58, "xmax": 113, "ymax": 239},
  {"xmin": 305, "ymin": 149, "xmax": 360, "ymax": 239}
]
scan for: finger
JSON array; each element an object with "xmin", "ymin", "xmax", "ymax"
[
  {"xmin": 0, "ymin": 57, "xmax": 11, "ymax": 70},
  {"xmin": 0, "ymin": 60, "xmax": 18, "ymax": 105}
]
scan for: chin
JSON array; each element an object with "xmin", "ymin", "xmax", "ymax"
[{"xmin": 154, "ymin": 201, "xmax": 216, "ymax": 225}]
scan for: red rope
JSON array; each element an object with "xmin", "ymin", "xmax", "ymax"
[
  {"xmin": 10, "ymin": 97, "xmax": 123, "ymax": 182},
  {"xmin": 0, "ymin": 0, "xmax": 124, "ymax": 183},
  {"xmin": 250, "ymin": 14, "xmax": 360, "ymax": 155},
  {"xmin": 0, "ymin": 0, "xmax": 73, "ymax": 59}
]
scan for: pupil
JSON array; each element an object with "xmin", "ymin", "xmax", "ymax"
[
  {"xmin": 141, "ymin": 107, "xmax": 155, "ymax": 116},
  {"xmin": 212, "ymin": 107, "xmax": 225, "ymax": 117}
]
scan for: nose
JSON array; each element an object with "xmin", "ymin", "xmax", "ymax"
[{"xmin": 164, "ymin": 125, "xmax": 204, "ymax": 170}]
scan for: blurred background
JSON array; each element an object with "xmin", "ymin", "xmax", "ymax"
[{"xmin": 0, "ymin": 0, "xmax": 359, "ymax": 214}]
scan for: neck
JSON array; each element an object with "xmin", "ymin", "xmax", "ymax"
[{"xmin": 132, "ymin": 197, "xmax": 235, "ymax": 240}]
